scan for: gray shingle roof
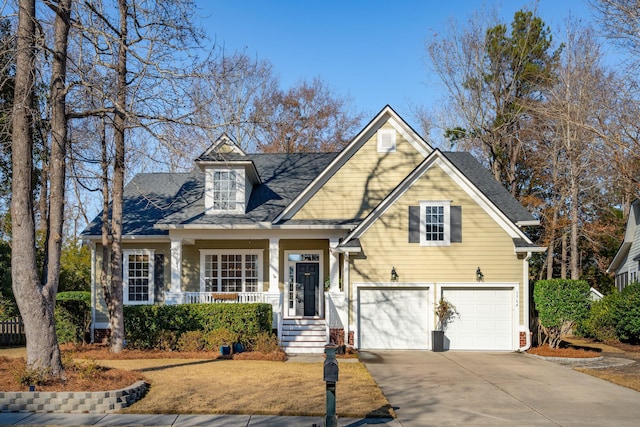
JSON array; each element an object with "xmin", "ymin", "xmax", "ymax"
[
  {"xmin": 82, "ymin": 149, "xmax": 534, "ymax": 237},
  {"xmin": 82, "ymin": 153, "xmax": 338, "ymax": 236},
  {"xmin": 444, "ymin": 152, "xmax": 536, "ymax": 224}
]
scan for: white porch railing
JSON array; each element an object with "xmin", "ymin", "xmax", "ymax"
[{"xmin": 181, "ymin": 292, "xmax": 266, "ymax": 304}]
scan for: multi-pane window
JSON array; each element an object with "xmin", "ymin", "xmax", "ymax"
[
  {"xmin": 424, "ymin": 206, "xmax": 445, "ymax": 241},
  {"xmin": 124, "ymin": 250, "xmax": 154, "ymax": 304},
  {"xmin": 419, "ymin": 201, "xmax": 450, "ymax": 246},
  {"xmin": 213, "ymin": 170, "xmax": 236, "ymax": 210},
  {"xmin": 202, "ymin": 251, "xmax": 261, "ymax": 293}
]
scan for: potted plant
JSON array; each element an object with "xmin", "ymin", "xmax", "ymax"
[{"xmin": 432, "ymin": 298, "xmax": 457, "ymax": 352}]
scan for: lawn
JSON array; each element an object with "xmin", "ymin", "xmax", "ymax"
[
  {"xmin": 101, "ymin": 358, "xmax": 392, "ymax": 417},
  {"xmin": 0, "ymin": 347, "xmax": 392, "ymax": 418}
]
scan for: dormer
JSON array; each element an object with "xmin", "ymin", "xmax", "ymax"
[{"xmin": 195, "ymin": 134, "xmax": 261, "ymax": 215}]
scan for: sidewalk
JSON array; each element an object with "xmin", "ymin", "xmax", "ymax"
[{"xmin": 0, "ymin": 412, "xmax": 400, "ymax": 426}]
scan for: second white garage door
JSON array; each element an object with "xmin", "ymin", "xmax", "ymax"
[
  {"xmin": 359, "ymin": 287, "xmax": 430, "ymax": 350},
  {"xmin": 442, "ymin": 288, "xmax": 514, "ymax": 351}
]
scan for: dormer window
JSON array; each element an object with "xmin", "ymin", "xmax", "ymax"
[
  {"xmin": 204, "ymin": 167, "xmax": 246, "ymax": 214},
  {"xmin": 213, "ymin": 170, "xmax": 237, "ymax": 210},
  {"xmin": 197, "ymin": 134, "xmax": 262, "ymax": 216}
]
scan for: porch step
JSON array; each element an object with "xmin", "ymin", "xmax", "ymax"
[{"xmin": 280, "ymin": 319, "xmax": 327, "ymax": 354}]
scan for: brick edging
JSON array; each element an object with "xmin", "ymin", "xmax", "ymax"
[{"xmin": 0, "ymin": 380, "xmax": 149, "ymax": 414}]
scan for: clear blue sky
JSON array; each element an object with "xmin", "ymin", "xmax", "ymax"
[{"xmin": 196, "ymin": 1, "xmax": 598, "ymax": 127}]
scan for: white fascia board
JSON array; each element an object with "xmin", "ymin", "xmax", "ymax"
[
  {"xmin": 516, "ymin": 220, "xmax": 540, "ymax": 227},
  {"xmin": 196, "ymin": 160, "xmax": 261, "ymax": 185},
  {"xmin": 82, "ymin": 234, "xmax": 169, "ymax": 243},
  {"xmin": 155, "ymin": 222, "xmax": 354, "ymax": 231},
  {"xmin": 166, "ymin": 228, "xmax": 346, "ymax": 241},
  {"xmin": 273, "ymin": 105, "xmax": 433, "ymax": 223},
  {"xmin": 515, "ymin": 246, "xmax": 547, "ymax": 253}
]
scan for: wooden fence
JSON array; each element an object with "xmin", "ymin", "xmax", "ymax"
[{"xmin": 0, "ymin": 317, "xmax": 26, "ymax": 346}]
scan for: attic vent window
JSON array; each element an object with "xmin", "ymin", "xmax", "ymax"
[{"xmin": 377, "ymin": 129, "xmax": 396, "ymax": 153}]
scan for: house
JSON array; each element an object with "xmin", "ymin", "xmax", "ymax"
[
  {"xmin": 608, "ymin": 199, "xmax": 640, "ymax": 291},
  {"xmin": 82, "ymin": 106, "xmax": 545, "ymax": 353}
]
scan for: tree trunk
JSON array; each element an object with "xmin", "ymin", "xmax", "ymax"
[
  {"xmin": 561, "ymin": 233, "xmax": 567, "ymax": 279},
  {"xmin": 107, "ymin": 0, "xmax": 129, "ymax": 353},
  {"xmin": 11, "ymin": 0, "xmax": 63, "ymax": 376}
]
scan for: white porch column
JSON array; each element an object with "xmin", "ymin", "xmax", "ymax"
[
  {"xmin": 167, "ymin": 237, "xmax": 183, "ymax": 304},
  {"xmin": 268, "ymin": 238, "xmax": 280, "ymax": 294},
  {"xmin": 329, "ymin": 238, "xmax": 340, "ymax": 293},
  {"xmin": 266, "ymin": 238, "xmax": 281, "ymax": 332}
]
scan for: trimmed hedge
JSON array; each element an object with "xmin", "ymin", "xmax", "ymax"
[
  {"xmin": 55, "ymin": 291, "xmax": 91, "ymax": 344},
  {"xmin": 533, "ymin": 279, "xmax": 590, "ymax": 348},
  {"xmin": 611, "ymin": 282, "xmax": 640, "ymax": 344},
  {"xmin": 123, "ymin": 303, "xmax": 272, "ymax": 349}
]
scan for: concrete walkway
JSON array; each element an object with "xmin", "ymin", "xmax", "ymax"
[
  {"xmin": 0, "ymin": 412, "xmax": 399, "ymax": 426},
  {"xmin": 361, "ymin": 351, "xmax": 640, "ymax": 426}
]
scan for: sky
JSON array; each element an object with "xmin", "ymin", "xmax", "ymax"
[{"xmin": 195, "ymin": 0, "xmax": 602, "ymax": 130}]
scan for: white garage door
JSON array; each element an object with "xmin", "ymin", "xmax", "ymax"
[
  {"xmin": 359, "ymin": 287, "xmax": 430, "ymax": 350},
  {"xmin": 442, "ymin": 288, "xmax": 514, "ymax": 351}
]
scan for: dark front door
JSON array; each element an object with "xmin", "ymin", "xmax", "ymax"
[{"xmin": 296, "ymin": 263, "xmax": 319, "ymax": 317}]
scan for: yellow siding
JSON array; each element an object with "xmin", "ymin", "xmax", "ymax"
[
  {"xmin": 293, "ymin": 124, "xmax": 425, "ymax": 220},
  {"xmin": 349, "ymin": 164, "xmax": 525, "ymax": 324}
]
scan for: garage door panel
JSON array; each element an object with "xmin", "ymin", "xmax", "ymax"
[
  {"xmin": 443, "ymin": 288, "xmax": 513, "ymax": 351},
  {"xmin": 359, "ymin": 288, "xmax": 430, "ymax": 350}
]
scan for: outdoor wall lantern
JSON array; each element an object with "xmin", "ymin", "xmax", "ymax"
[
  {"xmin": 391, "ymin": 267, "xmax": 399, "ymax": 282},
  {"xmin": 476, "ymin": 267, "xmax": 484, "ymax": 282}
]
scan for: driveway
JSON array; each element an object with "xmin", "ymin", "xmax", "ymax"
[{"xmin": 361, "ymin": 351, "xmax": 640, "ymax": 426}]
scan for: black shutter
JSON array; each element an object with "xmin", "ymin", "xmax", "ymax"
[
  {"xmin": 451, "ymin": 206, "xmax": 462, "ymax": 243},
  {"xmin": 408, "ymin": 206, "xmax": 420, "ymax": 243},
  {"xmin": 154, "ymin": 254, "xmax": 164, "ymax": 303}
]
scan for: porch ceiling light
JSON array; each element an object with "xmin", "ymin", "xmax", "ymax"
[
  {"xmin": 391, "ymin": 267, "xmax": 398, "ymax": 282},
  {"xmin": 476, "ymin": 266, "xmax": 484, "ymax": 282}
]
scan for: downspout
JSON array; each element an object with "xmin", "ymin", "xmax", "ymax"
[
  {"xmin": 521, "ymin": 251, "xmax": 532, "ymax": 351},
  {"xmin": 89, "ymin": 241, "xmax": 96, "ymax": 344}
]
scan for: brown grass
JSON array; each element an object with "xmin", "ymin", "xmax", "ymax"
[
  {"xmin": 0, "ymin": 345, "xmax": 390, "ymax": 418},
  {"xmin": 97, "ymin": 358, "xmax": 390, "ymax": 417},
  {"xmin": 576, "ymin": 367, "xmax": 640, "ymax": 393}
]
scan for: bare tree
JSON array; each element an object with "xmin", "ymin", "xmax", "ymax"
[
  {"xmin": 11, "ymin": 0, "xmax": 71, "ymax": 376},
  {"xmin": 65, "ymin": 0, "xmax": 207, "ymax": 352},
  {"xmin": 252, "ymin": 77, "xmax": 364, "ymax": 153}
]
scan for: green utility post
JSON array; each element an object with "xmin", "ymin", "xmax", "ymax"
[{"xmin": 324, "ymin": 344, "xmax": 339, "ymax": 427}]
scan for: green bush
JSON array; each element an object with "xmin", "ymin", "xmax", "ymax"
[
  {"xmin": 578, "ymin": 293, "xmax": 619, "ymax": 343},
  {"xmin": 176, "ymin": 330, "xmax": 205, "ymax": 351},
  {"xmin": 533, "ymin": 279, "xmax": 590, "ymax": 348},
  {"xmin": 55, "ymin": 291, "xmax": 91, "ymax": 344},
  {"xmin": 123, "ymin": 303, "xmax": 272, "ymax": 350},
  {"xmin": 612, "ymin": 282, "xmax": 640, "ymax": 344}
]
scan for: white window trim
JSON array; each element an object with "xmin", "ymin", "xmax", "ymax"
[
  {"xmin": 284, "ymin": 250, "xmax": 324, "ymax": 318},
  {"xmin": 419, "ymin": 200, "xmax": 451, "ymax": 246},
  {"xmin": 199, "ymin": 249, "xmax": 263, "ymax": 293},
  {"xmin": 123, "ymin": 249, "xmax": 155, "ymax": 305},
  {"xmin": 377, "ymin": 128, "xmax": 396, "ymax": 153},
  {"xmin": 204, "ymin": 168, "xmax": 245, "ymax": 214}
]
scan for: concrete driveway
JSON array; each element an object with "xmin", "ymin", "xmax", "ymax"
[{"xmin": 361, "ymin": 351, "xmax": 640, "ymax": 426}]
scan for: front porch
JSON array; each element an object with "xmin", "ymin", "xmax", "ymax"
[{"xmin": 163, "ymin": 288, "xmax": 347, "ymax": 354}]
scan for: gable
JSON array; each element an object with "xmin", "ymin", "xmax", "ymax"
[
  {"xmin": 348, "ymin": 161, "xmax": 526, "ymax": 284},
  {"xmin": 287, "ymin": 107, "xmax": 432, "ymax": 222},
  {"xmin": 343, "ymin": 150, "xmax": 539, "ymax": 249},
  {"xmin": 609, "ymin": 199, "xmax": 640, "ymax": 274}
]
